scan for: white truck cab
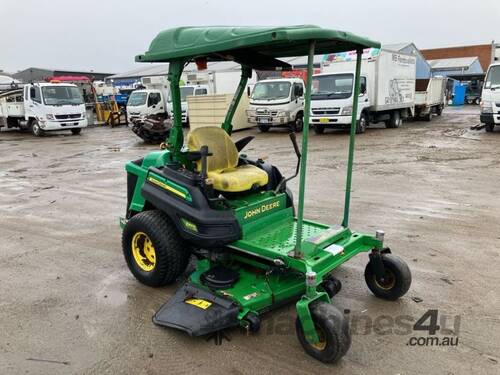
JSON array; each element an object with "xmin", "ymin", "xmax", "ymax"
[
  {"xmin": 310, "ymin": 72, "xmax": 369, "ymax": 133},
  {"xmin": 127, "ymin": 89, "xmax": 167, "ymax": 123},
  {"xmin": 166, "ymin": 84, "xmax": 209, "ymax": 124},
  {"xmin": 0, "ymin": 82, "xmax": 87, "ymax": 136},
  {"xmin": 480, "ymin": 63, "xmax": 500, "ymax": 132},
  {"xmin": 246, "ymin": 78, "xmax": 305, "ymax": 132}
]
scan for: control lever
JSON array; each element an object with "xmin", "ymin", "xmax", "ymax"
[{"xmin": 274, "ymin": 132, "xmax": 302, "ymax": 194}]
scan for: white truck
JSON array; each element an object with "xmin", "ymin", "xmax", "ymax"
[
  {"xmin": 414, "ymin": 77, "xmax": 447, "ymax": 121},
  {"xmin": 166, "ymin": 84, "xmax": 211, "ymax": 124},
  {"xmin": 126, "ymin": 76, "xmax": 170, "ymax": 124},
  {"xmin": 480, "ymin": 63, "xmax": 500, "ymax": 132},
  {"xmin": 0, "ymin": 82, "xmax": 87, "ymax": 136},
  {"xmin": 310, "ymin": 48, "xmax": 416, "ymax": 134},
  {"xmin": 246, "ymin": 77, "xmax": 305, "ymax": 132}
]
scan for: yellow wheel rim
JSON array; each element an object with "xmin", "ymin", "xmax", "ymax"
[
  {"xmin": 131, "ymin": 232, "xmax": 156, "ymax": 272},
  {"xmin": 311, "ymin": 324, "xmax": 327, "ymax": 351}
]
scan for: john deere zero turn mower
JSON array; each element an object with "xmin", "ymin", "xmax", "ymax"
[{"xmin": 121, "ymin": 25, "xmax": 412, "ymax": 363}]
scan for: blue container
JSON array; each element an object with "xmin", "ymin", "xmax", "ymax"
[{"xmin": 452, "ymin": 84, "xmax": 466, "ymax": 106}]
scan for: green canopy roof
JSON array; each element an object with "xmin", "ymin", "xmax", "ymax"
[{"xmin": 136, "ymin": 25, "xmax": 380, "ymax": 70}]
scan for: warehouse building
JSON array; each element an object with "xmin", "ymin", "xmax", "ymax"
[
  {"xmin": 421, "ymin": 42, "xmax": 499, "ymax": 71},
  {"xmin": 12, "ymin": 67, "xmax": 113, "ymax": 83},
  {"xmin": 428, "ymin": 56, "xmax": 483, "ymax": 77}
]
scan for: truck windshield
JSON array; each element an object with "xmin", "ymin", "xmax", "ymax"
[
  {"xmin": 42, "ymin": 86, "xmax": 84, "ymax": 106},
  {"xmin": 485, "ymin": 66, "xmax": 500, "ymax": 88},
  {"xmin": 311, "ymin": 74, "xmax": 354, "ymax": 100},
  {"xmin": 128, "ymin": 92, "xmax": 147, "ymax": 106},
  {"xmin": 168, "ymin": 87, "xmax": 195, "ymax": 102},
  {"xmin": 251, "ymin": 81, "xmax": 291, "ymax": 100}
]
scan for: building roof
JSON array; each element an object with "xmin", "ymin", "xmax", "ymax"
[
  {"xmin": 428, "ymin": 56, "xmax": 479, "ymax": 70},
  {"xmin": 421, "ymin": 43, "xmax": 493, "ymax": 71}
]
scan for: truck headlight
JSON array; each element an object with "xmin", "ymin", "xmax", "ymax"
[
  {"xmin": 277, "ymin": 111, "xmax": 290, "ymax": 117},
  {"xmin": 46, "ymin": 114, "xmax": 55, "ymax": 120},
  {"xmin": 81, "ymin": 112, "xmax": 87, "ymax": 118},
  {"xmin": 480, "ymin": 101, "xmax": 493, "ymax": 114},
  {"xmin": 341, "ymin": 106, "xmax": 352, "ymax": 116}
]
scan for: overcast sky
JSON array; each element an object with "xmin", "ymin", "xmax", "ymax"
[{"xmin": 1, "ymin": 0, "xmax": 499, "ymax": 74}]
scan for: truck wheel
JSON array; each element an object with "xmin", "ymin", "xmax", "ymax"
[
  {"xmin": 356, "ymin": 112, "xmax": 368, "ymax": 134},
  {"xmin": 466, "ymin": 98, "xmax": 473, "ymax": 105},
  {"xmin": 122, "ymin": 210, "xmax": 190, "ymax": 287},
  {"xmin": 386, "ymin": 111, "xmax": 402, "ymax": 128},
  {"xmin": 423, "ymin": 112, "xmax": 432, "ymax": 122},
  {"xmin": 475, "ymin": 98, "xmax": 480, "ymax": 105},
  {"xmin": 71, "ymin": 128, "xmax": 82, "ymax": 135},
  {"xmin": 485, "ymin": 123, "xmax": 495, "ymax": 132},
  {"xmin": 30, "ymin": 119, "xmax": 44, "ymax": 137},
  {"xmin": 258, "ymin": 124, "xmax": 270, "ymax": 132},
  {"xmin": 295, "ymin": 302, "xmax": 351, "ymax": 363},
  {"xmin": 291, "ymin": 114, "xmax": 304, "ymax": 132},
  {"xmin": 313, "ymin": 124, "xmax": 324, "ymax": 134},
  {"xmin": 436, "ymin": 105, "xmax": 443, "ymax": 116},
  {"xmin": 364, "ymin": 254, "xmax": 412, "ymax": 300}
]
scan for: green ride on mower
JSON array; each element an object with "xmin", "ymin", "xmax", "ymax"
[{"xmin": 120, "ymin": 25, "xmax": 412, "ymax": 363}]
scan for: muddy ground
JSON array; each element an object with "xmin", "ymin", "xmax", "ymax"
[{"xmin": 0, "ymin": 106, "xmax": 499, "ymax": 375}]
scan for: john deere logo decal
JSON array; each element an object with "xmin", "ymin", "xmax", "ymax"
[{"xmin": 243, "ymin": 200, "xmax": 280, "ymax": 220}]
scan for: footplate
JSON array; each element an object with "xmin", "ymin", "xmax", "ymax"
[{"xmin": 153, "ymin": 283, "xmax": 240, "ymax": 336}]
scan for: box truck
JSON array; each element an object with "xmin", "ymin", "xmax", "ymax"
[
  {"xmin": 0, "ymin": 82, "xmax": 87, "ymax": 136},
  {"xmin": 310, "ymin": 48, "xmax": 416, "ymax": 134},
  {"xmin": 414, "ymin": 77, "xmax": 446, "ymax": 121},
  {"xmin": 480, "ymin": 63, "xmax": 500, "ymax": 132},
  {"xmin": 246, "ymin": 77, "xmax": 305, "ymax": 132}
]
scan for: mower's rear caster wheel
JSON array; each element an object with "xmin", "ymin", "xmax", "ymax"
[
  {"xmin": 243, "ymin": 312, "xmax": 261, "ymax": 333},
  {"xmin": 364, "ymin": 254, "xmax": 412, "ymax": 300},
  {"xmin": 71, "ymin": 128, "xmax": 82, "ymax": 135},
  {"xmin": 122, "ymin": 210, "xmax": 190, "ymax": 287},
  {"xmin": 295, "ymin": 302, "xmax": 351, "ymax": 363},
  {"xmin": 321, "ymin": 276, "xmax": 342, "ymax": 298},
  {"xmin": 258, "ymin": 124, "xmax": 270, "ymax": 132}
]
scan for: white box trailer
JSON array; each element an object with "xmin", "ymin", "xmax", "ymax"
[
  {"xmin": 311, "ymin": 48, "xmax": 416, "ymax": 134},
  {"xmin": 414, "ymin": 77, "xmax": 446, "ymax": 121}
]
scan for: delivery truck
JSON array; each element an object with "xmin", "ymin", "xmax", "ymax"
[
  {"xmin": 414, "ymin": 77, "xmax": 446, "ymax": 121},
  {"xmin": 310, "ymin": 48, "xmax": 416, "ymax": 134},
  {"xmin": 480, "ymin": 63, "xmax": 500, "ymax": 132},
  {"xmin": 0, "ymin": 82, "xmax": 87, "ymax": 136},
  {"xmin": 246, "ymin": 77, "xmax": 305, "ymax": 132}
]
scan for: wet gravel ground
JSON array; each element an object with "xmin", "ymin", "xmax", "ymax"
[{"xmin": 0, "ymin": 106, "xmax": 499, "ymax": 374}]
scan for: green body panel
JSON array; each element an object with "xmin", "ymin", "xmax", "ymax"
[
  {"xmin": 136, "ymin": 25, "xmax": 380, "ymax": 64},
  {"xmin": 232, "ymin": 191, "xmax": 287, "ymax": 230}
]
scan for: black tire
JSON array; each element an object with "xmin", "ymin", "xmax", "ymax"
[
  {"xmin": 313, "ymin": 124, "xmax": 324, "ymax": 134},
  {"xmin": 356, "ymin": 112, "xmax": 368, "ymax": 134},
  {"xmin": 423, "ymin": 112, "xmax": 432, "ymax": 122},
  {"xmin": 466, "ymin": 98, "xmax": 473, "ymax": 105},
  {"xmin": 295, "ymin": 302, "xmax": 351, "ymax": 363},
  {"xmin": 385, "ymin": 111, "xmax": 402, "ymax": 128},
  {"xmin": 475, "ymin": 98, "xmax": 480, "ymax": 105},
  {"xmin": 364, "ymin": 254, "xmax": 412, "ymax": 300},
  {"xmin": 291, "ymin": 114, "xmax": 304, "ymax": 132},
  {"xmin": 244, "ymin": 312, "xmax": 261, "ymax": 333},
  {"xmin": 258, "ymin": 124, "xmax": 270, "ymax": 132},
  {"xmin": 485, "ymin": 123, "xmax": 495, "ymax": 132},
  {"xmin": 321, "ymin": 276, "xmax": 342, "ymax": 298},
  {"xmin": 436, "ymin": 105, "xmax": 443, "ymax": 116},
  {"xmin": 71, "ymin": 128, "xmax": 82, "ymax": 135},
  {"xmin": 122, "ymin": 210, "xmax": 190, "ymax": 287},
  {"xmin": 30, "ymin": 119, "xmax": 44, "ymax": 137}
]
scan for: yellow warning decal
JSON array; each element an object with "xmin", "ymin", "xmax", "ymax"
[{"xmin": 185, "ymin": 298, "xmax": 212, "ymax": 309}]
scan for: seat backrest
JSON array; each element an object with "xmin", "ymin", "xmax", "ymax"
[{"xmin": 186, "ymin": 127, "xmax": 238, "ymax": 172}]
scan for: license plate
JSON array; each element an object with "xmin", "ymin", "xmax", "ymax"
[
  {"xmin": 185, "ymin": 298, "xmax": 212, "ymax": 309},
  {"xmin": 319, "ymin": 118, "xmax": 329, "ymax": 123},
  {"xmin": 259, "ymin": 118, "xmax": 269, "ymax": 124}
]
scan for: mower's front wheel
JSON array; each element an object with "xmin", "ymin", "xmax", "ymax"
[
  {"xmin": 364, "ymin": 254, "xmax": 411, "ymax": 300},
  {"xmin": 295, "ymin": 302, "xmax": 351, "ymax": 363},
  {"xmin": 122, "ymin": 210, "xmax": 190, "ymax": 287}
]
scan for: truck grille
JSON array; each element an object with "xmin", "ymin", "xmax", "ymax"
[
  {"xmin": 55, "ymin": 114, "xmax": 81, "ymax": 120},
  {"xmin": 312, "ymin": 107, "xmax": 340, "ymax": 115},
  {"xmin": 256, "ymin": 108, "xmax": 278, "ymax": 116}
]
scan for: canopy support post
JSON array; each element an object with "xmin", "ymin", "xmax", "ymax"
[
  {"xmin": 294, "ymin": 40, "xmax": 315, "ymax": 258},
  {"xmin": 167, "ymin": 59, "xmax": 185, "ymax": 160},
  {"xmin": 342, "ymin": 49, "xmax": 363, "ymax": 228},
  {"xmin": 222, "ymin": 66, "xmax": 251, "ymax": 134}
]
